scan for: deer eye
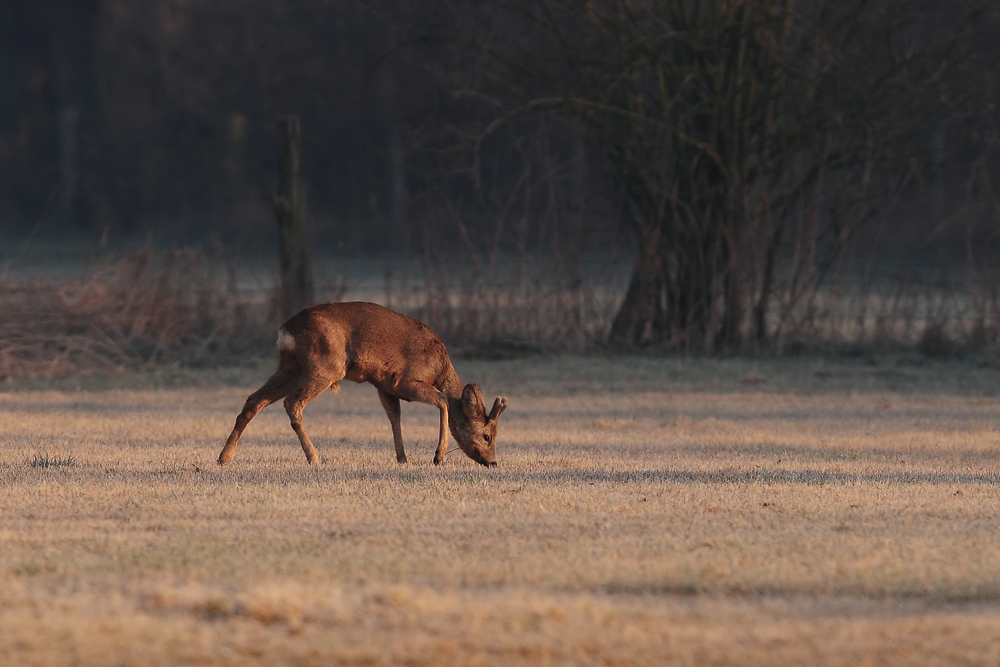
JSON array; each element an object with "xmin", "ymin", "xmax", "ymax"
[{"xmin": 483, "ymin": 434, "xmax": 491, "ymax": 443}]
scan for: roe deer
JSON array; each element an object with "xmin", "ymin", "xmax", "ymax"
[{"xmin": 218, "ymin": 301, "xmax": 508, "ymax": 467}]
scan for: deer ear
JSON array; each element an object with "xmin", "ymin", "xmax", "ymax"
[
  {"xmin": 461, "ymin": 384, "xmax": 486, "ymax": 421},
  {"xmin": 488, "ymin": 397, "xmax": 508, "ymax": 423}
]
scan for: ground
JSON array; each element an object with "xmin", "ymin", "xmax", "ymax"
[{"xmin": 2, "ymin": 354, "xmax": 1000, "ymax": 665}]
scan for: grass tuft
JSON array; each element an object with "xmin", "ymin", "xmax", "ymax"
[{"xmin": 27, "ymin": 453, "xmax": 77, "ymax": 469}]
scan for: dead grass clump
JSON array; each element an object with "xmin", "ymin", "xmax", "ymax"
[
  {"xmin": 26, "ymin": 453, "xmax": 77, "ymax": 469},
  {"xmin": 0, "ymin": 249, "xmax": 268, "ymax": 380}
]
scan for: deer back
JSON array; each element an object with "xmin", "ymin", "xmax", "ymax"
[{"xmin": 279, "ymin": 301, "xmax": 461, "ymax": 394}]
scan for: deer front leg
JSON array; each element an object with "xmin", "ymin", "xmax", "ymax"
[
  {"xmin": 433, "ymin": 402, "xmax": 449, "ymax": 465},
  {"xmin": 378, "ymin": 389, "xmax": 407, "ymax": 463},
  {"xmin": 390, "ymin": 382, "xmax": 450, "ymax": 465}
]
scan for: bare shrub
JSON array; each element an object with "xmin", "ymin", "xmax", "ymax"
[
  {"xmin": 407, "ymin": 259, "xmax": 621, "ymax": 357},
  {"xmin": 0, "ymin": 248, "xmax": 269, "ymax": 380},
  {"xmin": 5, "ymin": 242, "xmax": 1000, "ymax": 382},
  {"xmin": 0, "ymin": 281, "xmax": 132, "ymax": 380},
  {"xmin": 917, "ymin": 322, "xmax": 954, "ymax": 358}
]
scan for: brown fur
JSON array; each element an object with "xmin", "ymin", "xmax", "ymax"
[{"xmin": 218, "ymin": 302, "xmax": 508, "ymax": 467}]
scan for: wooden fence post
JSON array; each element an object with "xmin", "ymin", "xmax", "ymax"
[{"xmin": 274, "ymin": 116, "xmax": 314, "ymax": 318}]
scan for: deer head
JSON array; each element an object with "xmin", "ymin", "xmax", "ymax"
[{"xmin": 450, "ymin": 384, "xmax": 508, "ymax": 467}]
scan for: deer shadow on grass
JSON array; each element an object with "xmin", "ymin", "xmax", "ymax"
[
  {"xmin": 193, "ymin": 464, "xmax": 1000, "ymax": 488},
  {"xmin": 506, "ymin": 468, "xmax": 1000, "ymax": 487},
  {"xmin": 562, "ymin": 440, "xmax": 1000, "ymax": 467},
  {"xmin": 8, "ymin": 463, "xmax": 997, "ymax": 489}
]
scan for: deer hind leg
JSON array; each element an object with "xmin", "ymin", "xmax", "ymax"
[
  {"xmin": 283, "ymin": 374, "xmax": 334, "ymax": 465},
  {"xmin": 377, "ymin": 390, "xmax": 407, "ymax": 464},
  {"xmin": 218, "ymin": 368, "xmax": 297, "ymax": 465}
]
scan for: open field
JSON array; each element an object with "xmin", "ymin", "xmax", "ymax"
[{"xmin": 4, "ymin": 355, "xmax": 1000, "ymax": 665}]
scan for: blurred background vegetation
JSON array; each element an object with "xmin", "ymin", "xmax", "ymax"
[{"xmin": 1, "ymin": 1, "xmax": 1000, "ymax": 377}]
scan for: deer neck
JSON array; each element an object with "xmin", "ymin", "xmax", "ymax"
[
  {"xmin": 441, "ymin": 366, "xmax": 467, "ymax": 438},
  {"xmin": 438, "ymin": 364, "xmax": 464, "ymax": 401}
]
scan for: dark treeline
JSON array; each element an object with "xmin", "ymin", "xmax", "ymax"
[
  {"xmin": 2, "ymin": 1, "xmax": 999, "ymax": 351},
  {"xmin": 0, "ymin": 0, "xmax": 621, "ymax": 264},
  {"xmin": 1, "ymin": 1, "xmax": 450, "ymax": 248},
  {"xmin": 0, "ymin": 0, "xmax": 422, "ymax": 247}
]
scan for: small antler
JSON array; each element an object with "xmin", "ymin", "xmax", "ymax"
[{"xmin": 488, "ymin": 396, "xmax": 508, "ymax": 423}]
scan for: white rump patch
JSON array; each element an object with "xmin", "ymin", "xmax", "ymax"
[{"xmin": 276, "ymin": 329, "xmax": 296, "ymax": 351}]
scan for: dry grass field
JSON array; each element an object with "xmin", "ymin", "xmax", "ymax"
[{"xmin": 4, "ymin": 354, "xmax": 1000, "ymax": 665}]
